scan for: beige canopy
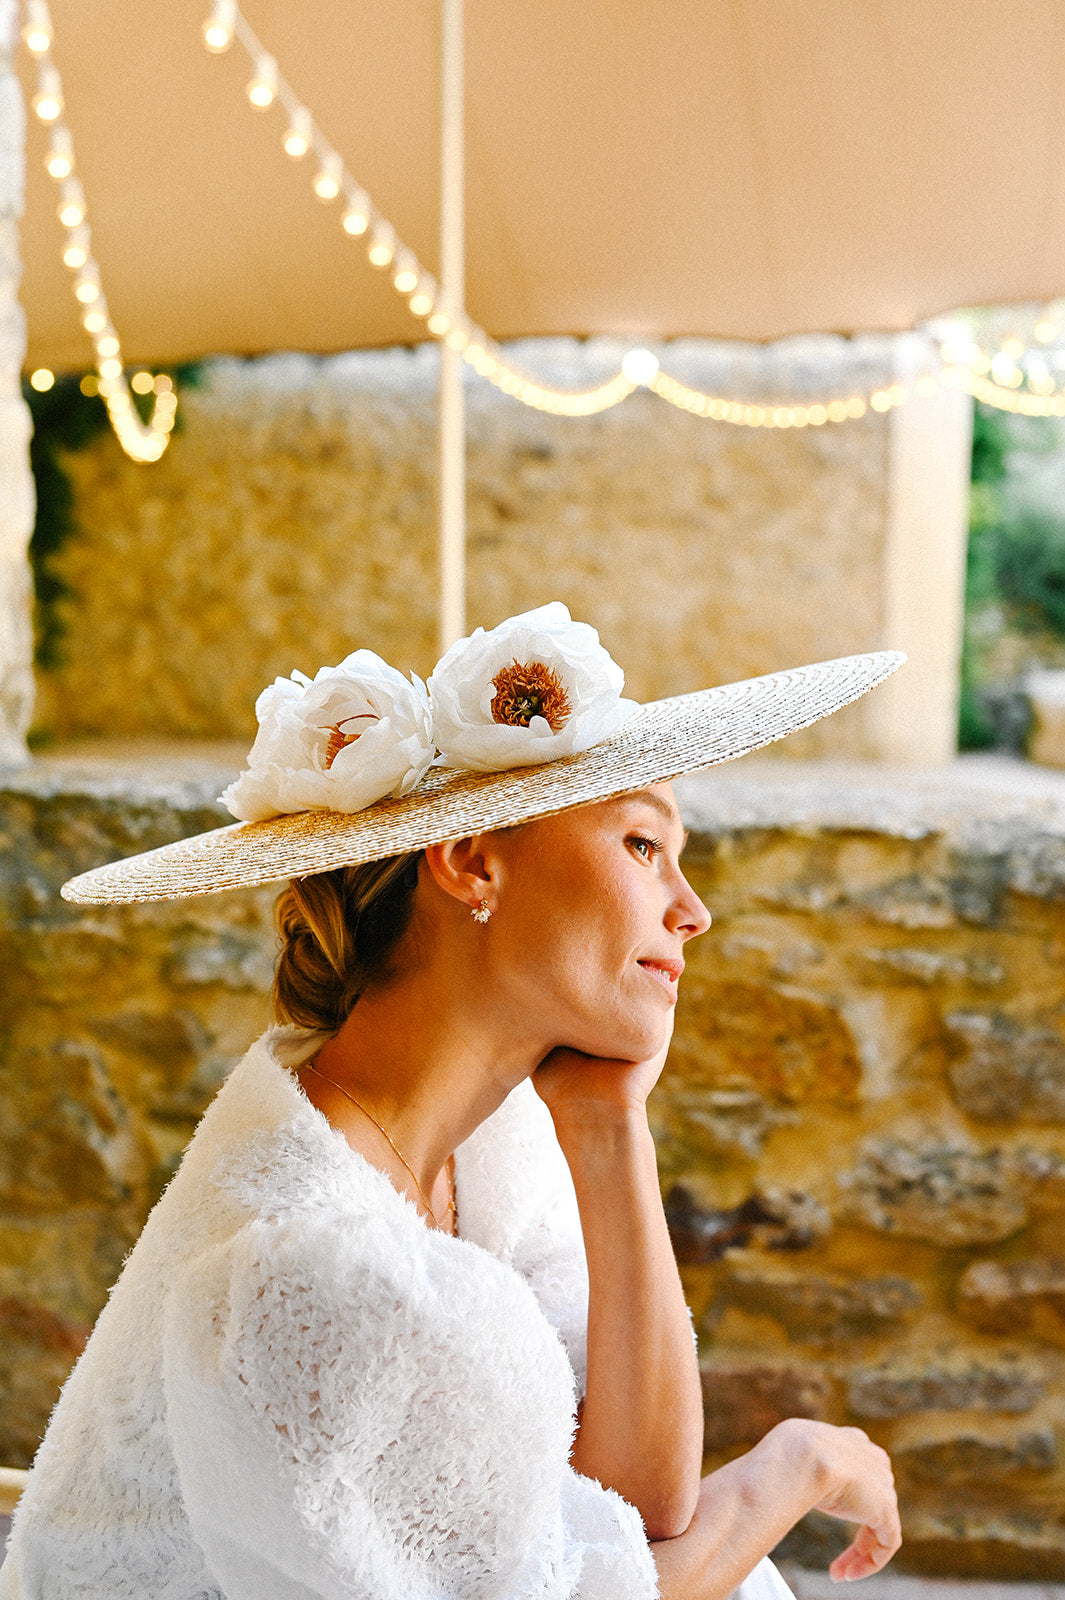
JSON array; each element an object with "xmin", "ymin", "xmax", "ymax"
[{"xmin": 18, "ymin": 0, "xmax": 1065, "ymax": 373}]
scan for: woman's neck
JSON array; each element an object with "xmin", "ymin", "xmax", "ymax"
[{"xmin": 306, "ymin": 956, "xmax": 543, "ymax": 1203}]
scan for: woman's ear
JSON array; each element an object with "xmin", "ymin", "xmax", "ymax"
[{"xmin": 422, "ymin": 835, "xmax": 499, "ymax": 914}]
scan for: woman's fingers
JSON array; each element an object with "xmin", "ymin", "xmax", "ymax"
[{"xmin": 828, "ymin": 1518, "xmax": 903, "ymax": 1583}]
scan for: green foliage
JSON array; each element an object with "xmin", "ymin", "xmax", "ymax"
[
  {"xmin": 969, "ymin": 402, "xmax": 1010, "ymax": 488},
  {"xmin": 23, "ymin": 365, "xmax": 201, "ymax": 670},
  {"xmin": 23, "ymin": 376, "xmax": 109, "ymax": 670},
  {"xmin": 995, "ymin": 508, "xmax": 1065, "ymax": 634}
]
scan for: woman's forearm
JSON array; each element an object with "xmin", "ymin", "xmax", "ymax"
[
  {"xmin": 652, "ymin": 1420, "xmax": 901, "ymax": 1600},
  {"xmin": 551, "ymin": 1104, "xmax": 703, "ymax": 1538}
]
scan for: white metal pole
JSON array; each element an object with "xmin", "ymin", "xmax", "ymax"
[{"xmin": 438, "ymin": 0, "xmax": 466, "ymax": 653}]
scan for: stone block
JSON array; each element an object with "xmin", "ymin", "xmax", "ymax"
[
  {"xmin": 896, "ymin": 1509, "xmax": 1065, "ymax": 1580},
  {"xmin": 1026, "ymin": 670, "xmax": 1065, "ymax": 770},
  {"xmin": 0, "ymin": 1297, "xmax": 87, "ymax": 1469},
  {"xmin": 164, "ymin": 928, "xmax": 275, "ymax": 992},
  {"xmin": 700, "ymin": 1356, "xmax": 832, "ymax": 1450},
  {"xmin": 845, "ymin": 1354, "xmax": 1043, "ymax": 1418},
  {"xmin": 666, "ymin": 1185, "xmax": 831, "ymax": 1264},
  {"xmin": 655, "ymin": 1084, "xmax": 796, "ymax": 1159},
  {"xmin": 957, "ymin": 1257, "xmax": 1065, "ymax": 1343},
  {"xmin": 0, "ymin": 1040, "xmax": 152, "ymax": 1209},
  {"xmin": 861, "ymin": 945, "xmax": 1004, "ymax": 986},
  {"xmin": 945, "ymin": 1011, "xmax": 1065, "ymax": 1123},
  {"xmin": 892, "ymin": 1418, "xmax": 1057, "ymax": 1483},
  {"xmin": 718, "ymin": 1254, "xmax": 922, "ymax": 1344},
  {"xmin": 1011, "ymin": 1146, "xmax": 1065, "ymax": 1210},
  {"xmin": 839, "ymin": 1135, "xmax": 1028, "ymax": 1245},
  {"xmin": 669, "ymin": 977, "xmax": 861, "ymax": 1103}
]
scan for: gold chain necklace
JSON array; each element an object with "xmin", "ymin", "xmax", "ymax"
[{"xmin": 303, "ymin": 1060, "xmax": 456, "ymax": 1232}]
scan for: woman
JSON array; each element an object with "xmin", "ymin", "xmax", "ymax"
[{"xmin": 4, "ymin": 605, "xmax": 903, "ymax": 1599}]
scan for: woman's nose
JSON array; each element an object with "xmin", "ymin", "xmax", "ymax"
[{"xmin": 669, "ymin": 876, "xmax": 711, "ymax": 938}]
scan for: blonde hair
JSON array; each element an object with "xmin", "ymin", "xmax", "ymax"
[{"xmin": 273, "ymin": 852, "xmax": 422, "ymax": 1031}]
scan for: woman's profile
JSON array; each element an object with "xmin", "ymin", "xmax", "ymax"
[{"xmin": 3, "ymin": 603, "xmax": 904, "ymax": 1599}]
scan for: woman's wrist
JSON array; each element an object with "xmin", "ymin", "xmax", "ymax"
[{"xmin": 546, "ymin": 1099, "xmax": 655, "ymax": 1168}]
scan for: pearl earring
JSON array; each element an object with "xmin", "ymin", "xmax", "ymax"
[{"xmin": 472, "ymin": 898, "xmax": 491, "ymax": 924}]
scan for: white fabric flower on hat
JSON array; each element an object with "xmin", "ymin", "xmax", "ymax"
[
  {"xmin": 428, "ymin": 601, "xmax": 636, "ymax": 771},
  {"xmin": 221, "ymin": 651, "xmax": 435, "ymax": 823}
]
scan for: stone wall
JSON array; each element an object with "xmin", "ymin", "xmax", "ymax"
[
  {"xmin": 0, "ymin": 0, "xmax": 37, "ymax": 761},
  {"xmin": 6, "ymin": 749, "xmax": 1065, "ymax": 1575},
  {"xmin": 29, "ymin": 335, "xmax": 968, "ymax": 761}
]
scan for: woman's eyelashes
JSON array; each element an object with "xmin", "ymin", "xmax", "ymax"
[{"xmin": 628, "ymin": 833, "xmax": 665, "ymax": 861}]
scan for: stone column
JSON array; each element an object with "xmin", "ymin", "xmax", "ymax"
[
  {"xmin": 864, "ymin": 330, "xmax": 974, "ymax": 765},
  {"xmin": 0, "ymin": 0, "xmax": 35, "ymax": 764}
]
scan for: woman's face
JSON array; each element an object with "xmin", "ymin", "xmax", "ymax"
[{"xmin": 488, "ymin": 782, "xmax": 710, "ymax": 1063}]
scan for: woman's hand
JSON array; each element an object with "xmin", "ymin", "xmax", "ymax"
[
  {"xmin": 799, "ymin": 1419, "xmax": 901, "ymax": 1581},
  {"xmin": 532, "ymin": 1024, "xmax": 673, "ymax": 1126},
  {"xmin": 652, "ymin": 1418, "xmax": 900, "ymax": 1600}
]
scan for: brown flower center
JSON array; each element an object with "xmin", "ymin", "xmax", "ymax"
[
  {"xmin": 490, "ymin": 659, "xmax": 572, "ymax": 732},
  {"xmin": 323, "ymin": 713, "xmax": 379, "ymax": 769}
]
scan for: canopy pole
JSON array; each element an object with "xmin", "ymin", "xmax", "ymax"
[{"xmin": 438, "ymin": 0, "xmax": 466, "ymax": 654}]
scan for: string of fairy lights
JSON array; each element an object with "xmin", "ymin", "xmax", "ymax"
[
  {"xmin": 22, "ymin": 0, "xmax": 176, "ymax": 460},
  {"xmin": 21, "ymin": 0, "xmax": 1065, "ymax": 460}
]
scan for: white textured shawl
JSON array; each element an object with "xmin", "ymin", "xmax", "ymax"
[{"xmin": 0, "ymin": 1028, "xmax": 659, "ymax": 1600}]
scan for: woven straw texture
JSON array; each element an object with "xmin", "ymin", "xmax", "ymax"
[{"xmin": 61, "ymin": 651, "xmax": 904, "ymax": 905}]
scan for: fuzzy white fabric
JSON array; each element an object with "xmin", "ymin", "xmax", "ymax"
[
  {"xmin": 0, "ymin": 1028, "xmax": 653, "ymax": 1599},
  {"xmin": 1, "ymin": 1028, "xmax": 796, "ymax": 1600}
]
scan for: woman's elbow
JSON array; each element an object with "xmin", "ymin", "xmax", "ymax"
[{"xmin": 642, "ymin": 1485, "xmax": 699, "ymax": 1542}]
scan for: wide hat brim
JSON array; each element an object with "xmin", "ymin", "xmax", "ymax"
[{"xmin": 61, "ymin": 650, "xmax": 904, "ymax": 905}]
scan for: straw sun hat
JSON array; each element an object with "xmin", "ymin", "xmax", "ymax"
[{"xmin": 61, "ymin": 603, "xmax": 904, "ymax": 906}]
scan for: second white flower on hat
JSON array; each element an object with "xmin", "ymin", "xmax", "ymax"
[
  {"xmin": 221, "ymin": 651, "xmax": 435, "ymax": 822},
  {"xmin": 428, "ymin": 601, "xmax": 636, "ymax": 771}
]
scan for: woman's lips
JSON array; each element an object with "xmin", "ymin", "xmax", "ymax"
[{"xmin": 638, "ymin": 958, "xmax": 684, "ymax": 996}]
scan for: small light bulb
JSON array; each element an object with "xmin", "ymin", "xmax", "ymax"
[
  {"xmin": 58, "ymin": 196, "xmax": 85, "ymax": 228},
  {"xmin": 29, "ymin": 368, "xmax": 55, "ymax": 392},
  {"xmin": 427, "ymin": 312, "xmax": 451, "ymax": 336},
  {"xmin": 33, "ymin": 78, "xmax": 62, "ymax": 122},
  {"xmin": 96, "ymin": 335, "xmax": 120, "ymax": 358},
  {"xmin": 246, "ymin": 56, "xmax": 277, "ymax": 109},
  {"xmin": 130, "ymin": 371, "xmax": 154, "ymax": 394},
  {"xmin": 153, "ymin": 374, "xmax": 174, "ymax": 395},
  {"xmin": 313, "ymin": 153, "xmax": 342, "ymax": 201},
  {"xmin": 203, "ymin": 0, "xmax": 235, "ymax": 52},
  {"xmin": 342, "ymin": 206, "xmax": 368, "ymax": 236},
  {"xmin": 22, "ymin": 1, "xmax": 52, "ymax": 54},
  {"xmin": 283, "ymin": 109, "xmax": 312, "ymax": 158},
  {"xmin": 409, "ymin": 292, "xmax": 433, "ymax": 317},
  {"xmin": 79, "ymin": 374, "xmax": 99, "ymax": 397},
  {"xmin": 98, "ymin": 357, "xmax": 122, "ymax": 380},
  {"xmin": 63, "ymin": 242, "xmax": 87, "ymax": 270},
  {"xmin": 1035, "ymin": 319, "xmax": 1059, "ymax": 345},
  {"xmin": 621, "ymin": 348, "xmax": 659, "ymax": 386},
  {"xmin": 991, "ymin": 352, "xmax": 1019, "ymax": 387},
  {"xmin": 46, "ymin": 128, "xmax": 73, "ymax": 179},
  {"xmin": 392, "ymin": 252, "xmax": 419, "ymax": 294},
  {"xmin": 75, "ymin": 278, "xmax": 100, "ymax": 304},
  {"xmin": 367, "ymin": 225, "xmax": 394, "ymax": 267},
  {"xmin": 82, "ymin": 310, "xmax": 107, "ymax": 334}
]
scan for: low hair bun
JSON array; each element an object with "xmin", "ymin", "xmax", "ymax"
[{"xmin": 273, "ymin": 851, "xmax": 421, "ymax": 1031}]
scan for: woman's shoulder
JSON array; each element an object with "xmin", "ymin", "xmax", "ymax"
[{"xmin": 172, "ymin": 1026, "xmax": 395, "ymax": 1227}]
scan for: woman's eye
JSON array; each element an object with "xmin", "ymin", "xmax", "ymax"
[{"xmin": 629, "ymin": 834, "xmax": 663, "ymax": 859}]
